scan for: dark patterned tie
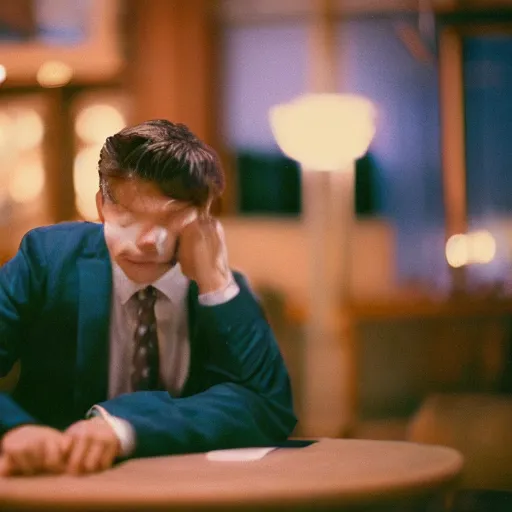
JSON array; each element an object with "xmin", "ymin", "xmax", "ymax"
[{"xmin": 131, "ymin": 285, "xmax": 160, "ymax": 391}]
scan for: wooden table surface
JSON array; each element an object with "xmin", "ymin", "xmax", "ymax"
[{"xmin": 0, "ymin": 439, "xmax": 464, "ymax": 511}]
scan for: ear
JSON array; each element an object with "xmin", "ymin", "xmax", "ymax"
[{"xmin": 96, "ymin": 190, "xmax": 105, "ymax": 223}]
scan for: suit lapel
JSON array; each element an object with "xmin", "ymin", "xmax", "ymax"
[
  {"xmin": 75, "ymin": 257, "xmax": 112, "ymax": 416},
  {"xmin": 181, "ymin": 280, "xmax": 199, "ymax": 396}
]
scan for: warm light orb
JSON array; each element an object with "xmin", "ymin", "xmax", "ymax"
[
  {"xmin": 269, "ymin": 93, "xmax": 377, "ymax": 171},
  {"xmin": 76, "ymin": 104, "xmax": 126, "ymax": 145},
  {"xmin": 445, "ymin": 230, "xmax": 497, "ymax": 268},
  {"xmin": 0, "ymin": 112, "xmax": 11, "ymax": 151},
  {"xmin": 12, "ymin": 109, "xmax": 45, "ymax": 150},
  {"xmin": 0, "ymin": 65, "xmax": 6, "ymax": 84},
  {"xmin": 37, "ymin": 61, "xmax": 73, "ymax": 88},
  {"xmin": 74, "ymin": 146, "xmax": 101, "ymax": 220},
  {"xmin": 446, "ymin": 234, "xmax": 469, "ymax": 268},
  {"xmin": 471, "ymin": 230, "xmax": 496, "ymax": 264},
  {"xmin": 8, "ymin": 161, "xmax": 45, "ymax": 203}
]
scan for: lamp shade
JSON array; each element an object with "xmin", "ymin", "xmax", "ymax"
[{"xmin": 269, "ymin": 93, "xmax": 377, "ymax": 171}]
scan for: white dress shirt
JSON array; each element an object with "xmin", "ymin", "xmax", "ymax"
[{"xmin": 90, "ymin": 262, "xmax": 239, "ymax": 455}]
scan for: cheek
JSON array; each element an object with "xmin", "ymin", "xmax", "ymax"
[
  {"xmin": 104, "ymin": 222, "xmax": 139, "ymax": 253},
  {"xmin": 155, "ymin": 228, "xmax": 178, "ymax": 258}
]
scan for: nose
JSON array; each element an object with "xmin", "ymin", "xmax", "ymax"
[{"xmin": 136, "ymin": 227, "xmax": 159, "ymax": 252}]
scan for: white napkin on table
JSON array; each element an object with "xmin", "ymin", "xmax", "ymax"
[{"xmin": 206, "ymin": 447, "xmax": 277, "ymax": 462}]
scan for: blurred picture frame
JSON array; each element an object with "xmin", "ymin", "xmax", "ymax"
[{"xmin": 0, "ymin": 0, "xmax": 123, "ymax": 82}]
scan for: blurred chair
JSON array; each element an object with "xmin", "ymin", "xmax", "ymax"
[{"xmin": 408, "ymin": 393, "xmax": 512, "ymax": 490}]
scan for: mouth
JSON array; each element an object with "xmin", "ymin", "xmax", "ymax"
[{"xmin": 122, "ymin": 258, "xmax": 164, "ymax": 266}]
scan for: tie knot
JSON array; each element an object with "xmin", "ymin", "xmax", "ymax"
[{"xmin": 136, "ymin": 285, "xmax": 157, "ymax": 304}]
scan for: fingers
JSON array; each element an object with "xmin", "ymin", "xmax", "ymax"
[
  {"xmin": 2, "ymin": 440, "xmax": 43, "ymax": 476},
  {"xmin": 42, "ymin": 439, "xmax": 66, "ymax": 474},
  {"xmin": 6, "ymin": 439, "xmax": 67, "ymax": 476},
  {"xmin": 214, "ymin": 218, "xmax": 226, "ymax": 241},
  {"xmin": 170, "ymin": 207, "xmax": 198, "ymax": 233},
  {"xmin": 66, "ymin": 437, "xmax": 90, "ymax": 475},
  {"xmin": 63, "ymin": 419, "xmax": 119, "ymax": 475},
  {"xmin": 0, "ymin": 455, "xmax": 13, "ymax": 477},
  {"xmin": 9, "ymin": 451, "xmax": 36, "ymax": 475},
  {"xmin": 60, "ymin": 434, "xmax": 73, "ymax": 457},
  {"xmin": 81, "ymin": 441, "xmax": 105, "ymax": 473},
  {"xmin": 201, "ymin": 196, "xmax": 213, "ymax": 219},
  {"xmin": 100, "ymin": 443, "xmax": 118, "ymax": 471},
  {"xmin": 0, "ymin": 425, "xmax": 72, "ymax": 477}
]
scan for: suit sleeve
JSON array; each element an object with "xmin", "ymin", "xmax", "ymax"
[
  {"xmin": 0, "ymin": 233, "xmax": 45, "ymax": 433},
  {"xmin": 98, "ymin": 275, "xmax": 297, "ymax": 458}
]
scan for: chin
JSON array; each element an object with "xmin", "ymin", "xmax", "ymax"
[{"xmin": 119, "ymin": 260, "xmax": 171, "ymax": 283}]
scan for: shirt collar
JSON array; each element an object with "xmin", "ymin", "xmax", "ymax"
[{"xmin": 112, "ymin": 263, "xmax": 190, "ymax": 306}]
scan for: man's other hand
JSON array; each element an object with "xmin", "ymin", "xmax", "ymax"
[
  {"xmin": 0, "ymin": 425, "xmax": 70, "ymax": 476},
  {"xmin": 63, "ymin": 417, "xmax": 121, "ymax": 475},
  {"xmin": 178, "ymin": 215, "xmax": 231, "ymax": 294}
]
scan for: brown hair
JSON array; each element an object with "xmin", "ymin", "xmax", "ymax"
[{"xmin": 98, "ymin": 119, "xmax": 224, "ymax": 207}]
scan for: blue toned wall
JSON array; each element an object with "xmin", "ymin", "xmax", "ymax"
[
  {"xmin": 337, "ymin": 17, "xmax": 446, "ymax": 287},
  {"xmin": 462, "ymin": 35, "xmax": 512, "ymax": 287},
  {"xmin": 465, "ymin": 36, "xmax": 512, "ymax": 220},
  {"xmin": 221, "ymin": 22, "xmax": 309, "ymax": 152}
]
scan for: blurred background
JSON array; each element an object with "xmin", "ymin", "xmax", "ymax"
[{"xmin": 3, "ymin": 0, "xmax": 512, "ymax": 490}]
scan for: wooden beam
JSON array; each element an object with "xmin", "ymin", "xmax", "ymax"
[
  {"xmin": 127, "ymin": 0, "xmax": 233, "ymax": 214},
  {"xmin": 43, "ymin": 89, "xmax": 76, "ymax": 222},
  {"xmin": 0, "ymin": 0, "xmax": 36, "ymax": 37},
  {"xmin": 128, "ymin": 0, "xmax": 219, "ymax": 143},
  {"xmin": 438, "ymin": 27, "xmax": 467, "ymax": 290}
]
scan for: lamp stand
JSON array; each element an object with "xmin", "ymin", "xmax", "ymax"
[{"xmin": 301, "ymin": 164, "xmax": 355, "ymax": 437}]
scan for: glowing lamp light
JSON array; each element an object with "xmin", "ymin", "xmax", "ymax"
[
  {"xmin": 37, "ymin": 61, "xmax": 73, "ymax": 88},
  {"xmin": 8, "ymin": 162, "xmax": 45, "ymax": 203},
  {"xmin": 445, "ymin": 234, "xmax": 469, "ymax": 268},
  {"xmin": 269, "ymin": 93, "xmax": 377, "ymax": 171},
  {"xmin": 446, "ymin": 230, "xmax": 497, "ymax": 268},
  {"xmin": 76, "ymin": 104, "xmax": 126, "ymax": 145},
  {"xmin": 12, "ymin": 109, "xmax": 45, "ymax": 150},
  {"xmin": 471, "ymin": 230, "xmax": 497, "ymax": 264},
  {"xmin": 0, "ymin": 65, "xmax": 6, "ymax": 84},
  {"xmin": 74, "ymin": 146, "xmax": 102, "ymax": 220},
  {"xmin": 0, "ymin": 112, "xmax": 10, "ymax": 151}
]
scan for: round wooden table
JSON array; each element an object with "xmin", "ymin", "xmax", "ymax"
[{"xmin": 0, "ymin": 439, "xmax": 463, "ymax": 511}]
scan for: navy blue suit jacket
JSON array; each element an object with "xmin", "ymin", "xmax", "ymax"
[{"xmin": 0, "ymin": 222, "xmax": 296, "ymax": 457}]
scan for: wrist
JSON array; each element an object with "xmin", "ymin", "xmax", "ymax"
[
  {"xmin": 197, "ymin": 273, "xmax": 231, "ymax": 295},
  {"xmin": 88, "ymin": 406, "xmax": 135, "ymax": 457}
]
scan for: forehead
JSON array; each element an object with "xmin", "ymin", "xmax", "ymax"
[{"xmin": 109, "ymin": 178, "xmax": 190, "ymax": 215}]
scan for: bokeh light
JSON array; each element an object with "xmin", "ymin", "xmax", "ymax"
[
  {"xmin": 0, "ymin": 112, "xmax": 11, "ymax": 152},
  {"xmin": 446, "ymin": 230, "xmax": 497, "ymax": 268},
  {"xmin": 37, "ymin": 61, "xmax": 73, "ymax": 88},
  {"xmin": 446, "ymin": 234, "xmax": 469, "ymax": 268},
  {"xmin": 76, "ymin": 104, "xmax": 126, "ymax": 145},
  {"xmin": 8, "ymin": 160, "xmax": 45, "ymax": 203},
  {"xmin": 11, "ymin": 109, "xmax": 45, "ymax": 150},
  {"xmin": 471, "ymin": 230, "xmax": 497, "ymax": 264},
  {"xmin": 270, "ymin": 93, "xmax": 377, "ymax": 171},
  {"xmin": 74, "ymin": 146, "xmax": 102, "ymax": 220}
]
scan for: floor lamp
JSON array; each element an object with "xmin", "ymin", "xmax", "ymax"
[{"xmin": 269, "ymin": 93, "xmax": 376, "ymax": 436}]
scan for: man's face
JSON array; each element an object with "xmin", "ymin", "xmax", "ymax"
[{"xmin": 96, "ymin": 178, "xmax": 197, "ymax": 284}]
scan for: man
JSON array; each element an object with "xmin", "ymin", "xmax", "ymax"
[{"xmin": 0, "ymin": 120, "xmax": 296, "ymax": 476}]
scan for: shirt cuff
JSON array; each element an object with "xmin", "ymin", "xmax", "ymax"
[
  {"xmin": 86, "ymin": 405, "xmax": 136, "ymax": 457},
  {"xmin": 198, "ymin": 272, "xmax": 240, "ymax": 306}
]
